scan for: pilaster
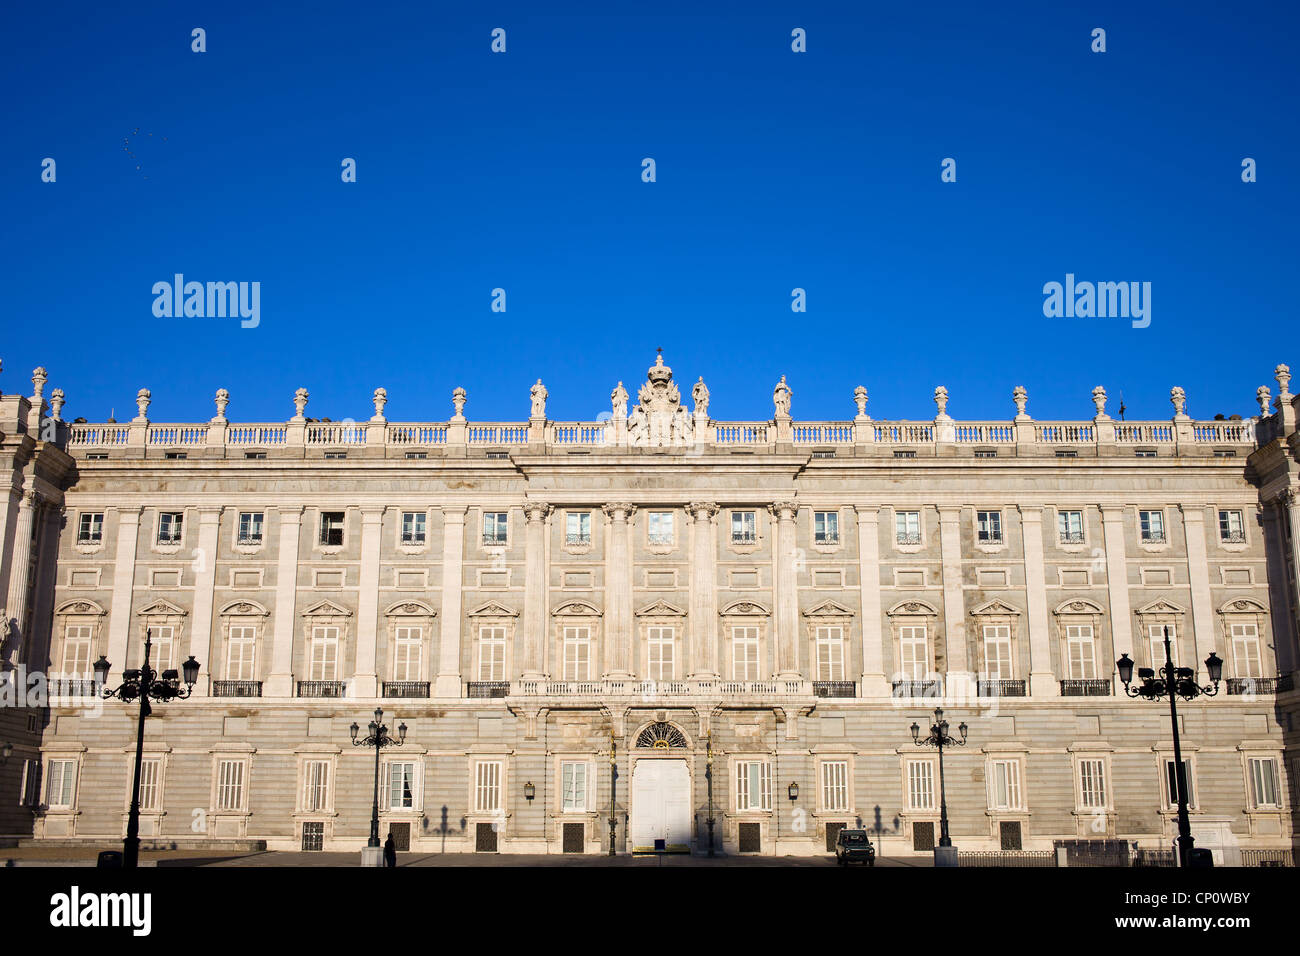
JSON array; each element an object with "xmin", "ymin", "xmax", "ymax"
[
  {"xmin": 352, "ymin": 506, "xmax": 386, "ymax": 697},
  {"xmin": 105, "ymin": 506, "xmax": 143, "ymax": 679},
  {"xmin": 266, "ymin": 506, "xmax": 304, "ymax": 697},
  {"xmin": 855, "ymin": 506, "xmax": 887, "ymax": 696},
  {"xmin": 1019, "ymin": 506, "xmax": 1057, "ymax": 696},
  {"xmin": 435, "ymin": 507, "xmax": 467, "ymax": 698},
  {"xmin": 187, "ymin": 507, "xmax": 224, "ymax": 697}
]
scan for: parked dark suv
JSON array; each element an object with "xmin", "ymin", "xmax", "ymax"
[{"xmin": 834, "ymin": 829, "xmax": 876, "ymax": 866}]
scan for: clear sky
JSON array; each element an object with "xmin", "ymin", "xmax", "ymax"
[{"xmin": 2, "ymin": 1, "xmax": 1295, "ymax": 426}]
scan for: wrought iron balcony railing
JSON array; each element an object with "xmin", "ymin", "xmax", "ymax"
[
  {"xmin": 466, "ymin": 681, "xmax": 510, "ymax": 698},
  {"xmin": 213, "ymin": 680, "xmax": 263, "ymax": 697},
  {"xmin": 48, "ymin": 678, "xmax": 99, "ymax": 697},
  {"xmin": 813, "ymin": 681, "xmax": 856, "ymax": 698},
  {"xmin": 896, "ymin": 532, "xmax": 921, "ymax": 546},
  {"xmin": 382, "ymin": 680, "xmax": 430, "ymax": 698},
  {"xmin": 1226, "ymin": 677, "xmax": 1277, "ymax": 696},
  {"xmin": 297, "ymin": 680, "xmax": 345, "ymax": 698},
  {"xmin": 565, "ymin": 533, "xmax": 592, "ymax": 545},
  {"xmin": 892, "ymin": 679, "xmax": 943, "ymax": 698},
  {"xmin": 977, "ymin": 679, "xmax": 1026, "ymax": 697},
  {"xmin": 1060, "ymin": 678, "xmax": 1112, "ymax": 697},
  {"xmin": 731, "ymin": 532, "xmax": 757, "ymax": 544},
  {"xmin": 1059, "ymin": 531, "xmax": 1085, "ymax": 544},
  {"xmin": 1220, "ymin": 531, "xmax": 1246, "ymax": 544}
]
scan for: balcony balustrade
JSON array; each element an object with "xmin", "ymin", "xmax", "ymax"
[
  {"xmin": 383, "ymin": 681, "xmax": 431, "ymax": 698},
  {"xmin": 465, "ymin": 681, "xmax": 509, "ymax": 699},
  {"xmin": 297, "ymin": 680, "xmax": 345, "ymax": 698},
  {"xmin": 813, "ymin": 681, "xmax": 856, "ymax": 698},
  {"xmin": 212, "ymin": 680, "xmax": 263, "ymax": 697},
  {"xmin": 1060, "ymin": 678, "xmax": 1112, "ymax": 697},
  {"xmin": 892, "ymin": 679, "xmax": 943, "ymax": 698},
  {"xmin": 977, "ymin": 679, "xmax": 1026, "ymax": 698},
  {"xmin": 1226, "ymin": 677, "xmax": 1277, "ymax": 696}
]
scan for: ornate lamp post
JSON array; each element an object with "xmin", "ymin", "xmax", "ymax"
[
  {"xmin": 1117, "ymin": 626, "xmax": 1222, "ymax": 867},
  {"xmin": 705, "ymin": 733, "xmax": 716, "ymax": 857},
  {"xmin": 93, "ymin": 630, "xmax": 200, "ymax": 868},
  {"xmin": 350, "ymin": 708, "xmax": 407, "ymax": 855},
  {"xmin": 608, "ymin": 730, "xmax": 618, "ymax": 857},
  {"xmin": 910, "ymin": 707, "xmax": 967, "ymax": 861}
]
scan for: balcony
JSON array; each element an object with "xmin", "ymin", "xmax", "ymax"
[
  {"xmin": 813, "ymin": 681, "xmax": 856, "ymax": 698},
  {"xmin": 1060, "ymin": 679, "xmax": 1112, "ymax": 697},
  {"xmin": 1059, "ymin": 531, "xmax": 1085, "ymax": 544},
  {"xmin": 892, "ymin": 679, "xmax": 942, "ymax": 698},
  {"xmin": 1226, "ymin": 677, "xmax": 1277, "ymax": 696},
  {"xmin": 400, "ymin": 533, "xmax": 426, "ymax": 546},
  {"xmin": 236, "ymin": 535, "xmax": 263, "ymax": 546},
  {"xmin": 482, "ymin": 534, "xmax": 508, "ymax": 547},
  {"xmin": 297, "ymin": 681, "xmax": 345, "ymax": 698},
  {"xmin": 466, "ymin": 681, "xmax": 510, "ymax": 699},
  {"xmin": 1220, "ymin": 531, "xmax": 1246, "ymax": 544},
  {"xmin": 815, "ymin": 533, "xmax": 840, "ymax": 545},
  {"xmin": 731, "ymin": 532, "xmax": 757, "ymax": 545},
  {"xmin": 77, "ymin": 534, "xmax": 102, "ymax": 545},
  {"xmin": 977, "ymin": 679, "xmax": 1026, "ymax": 698},
  {"xmin": 383, "ymin": 681, "xmax": 430, "ymax": 698},
  {"xmin": 1141, "ymin": 532, "xmax": 1166, "ymax": 544},
  {"xmin": 213, "ymin": 680, "xmax": 263, "ymax": 697},
  {"xmin": 48, "ymin": 678, "xmax": 99, "ymax": 697},
  {"xmin": 565, "ymin": 533, "xmax": 592, "ymax": 546},
  {"xmin": 896, "ymin": 533, "xmax": 921, "ymax": 546}
]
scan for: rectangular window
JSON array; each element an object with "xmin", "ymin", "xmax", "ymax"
[
  {"xmin": 226, "ymin": 626, "xmax": 256, "ymax": 681},
  {"xmin": 1218, "ymin": 509, "xmax": 1245, "ymax": 543},
  {"xmin": 991, "ymin": 759, "xmax": 1022, "ymax": 810},
  {"xmin": 566, "ymin": 512, "xmax": 591, "ymax": 545},
  {"xmin": 1164, "ymin": 759, "xmax": 1194, "ymax": 809},
  {"xmin": 302, "ymin": 760, "xmax": 330, "ymax": 812},
  {"xmin": 147, "ymin": 626, "xmax": 176, "ymax": 672},
  {"xmin": 20, "ymin": 759, "xmax": 41, "ymax": 807},
  {"xmin": 1078, "ymin": 759, "xmax": 1107, "ymax": 809},
  {"xmin": 731, "ymin": 511, "xmax": 757, "ymax": 544},
  {"xmin": 973, "ymin": 449, "xmax": 997, "ymax": 459},
  {"xmin": 474, "ymin": 761, "xmax": 501, "ymax": 812},
  {"xmin": 478, "ymin": 626, "xmax": 504, "ymax": 681},
  {"xmin": 1230, "ymin": 622, "xmax": 1262, "ymax": 679},
  {"xmin": 244, "ymin": 451, "xmax": 266, "ymax": 460},
  {"xmin": 309, "ymin": 626, "xmax": 339, "ymax": 681},
  {"xmin": 983, "ymin": 625, "xmax": 1013, "ymax": 680},
  {"xmin": 401, "ymin": 512, "xmax": 426, "ymax": 545},
  {"xmin": 1066, "ymin": 625, "xmax": 1097, "ymax": 679},
  {"xmin": 814, "ymin": 511, "xmax": 839, "ymax": 544},
  {"xmin": 393, "ymin": 626, "xmax": 423, "ymax": 681},
  {"xmin": 561, "ymin": 761, "xmax": 588, "ymax": 812},
  {"xmin": 815, "ymin": 626, "xmax": 844, "ymax": 681},
  {"xmin": 388, "ymin": 761, "xmax": 416, "ymax": 809},
  {"xmin": 46, "ymin": 759, "xmax": 77, "ymax": 809},
  {"xmin": 647, "ymin": 626, "xmax": 675, "ymax": 681},
  {"xmin": 1148, "ymin": 624, "xmax": 1177, "ymax": 669},
  {"xmin": 77, "ymin": 512, "xmax": 104, "ymax": 543},
  {"xmin": 732, "ymin": 626, "xmax": 759, "ymax": 681},
  {"xmin": 647, "ymin": 512, "xmax": 674, "ymax": 545},
  {"xmin": 562, "ymin": 626, "xmax": 591, "ymax": 682},
  {"xmin": 133, "ymin": 757, "xmax": 162, "ymax": 810},
  {"xmin": 899, "ymin": 625, "xmax": 929, "ymax": 681},
  {"xmin": 977, "ymin": 510, "xmax": 1003, "ymax": 544},
  {"xmin": 907, "ymin": 760, "xmax": 935, "ymax": 811},
  {"xmin": 1134, "ymin": 449, "xmax": 1157, "ymax": 458},
  {"xmin": 896, "ymin": 510, "xmax": 921, "ymax": 545},
  {"xmin": 237, "ymin": 511, "xmax": 264, "ymax": 545},
  {"xmin": 821, "ymin": 760, "xmax": 849, "ymax": 811},
  {"xmin": 1058, "ymin": 510, "xmax": 1084, "ymax": 543},
  {"xmin": 157, "ymin": 511, "xmax": 183, "ymax": 544},
  {"xmin": 323, "ymin": 451, "xmax": 347, "ymax": 460},
  {"xmin": 1249, "ymin": 757, "xmax": 1280, "ymax": 809},
  {"xmin": 1139, "ymin": 510, "xmax": 1165, "ymax": 543},
  {"xmin": 62, "ymin": 625, "xmax": 93, "ymax": 676},
  {"xmin": 736, "ymin": 761, "xmax": 772, "ymax": 811},
  {"xmin": 319, "ymin": 511, "xmax": 345, "ymax": 546},
  {"xmin": 216, "ymin": 759, "xmax": 246, "ymax": 811},
  {"xmin": 482, "ymin": 512, "xmax": 508, "ymax": 544}
]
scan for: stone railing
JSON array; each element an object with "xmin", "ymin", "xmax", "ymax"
[
  {"xmin": 512, "ymin": 678, "xmax": 812, "ymax": 698},
  {"xmin": 63, "ymin": 414, "xmax": 1260, "ymax": 458}
]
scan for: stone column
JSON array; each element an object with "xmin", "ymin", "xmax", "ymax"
[
  {"xmin": 687, "ymin": 502, "xmax": 721, "ymax": 680},
  {"xmin": 1180, "ymin": 505, "xmax": 1216, "ymax": 674},
  {"xmin": 771, "ymin": 501, "xmax": 801, "ymax": 678},
  {"xmin": 937, "ymin": 506, "xmax": 969, "ymax": 674},
  {"xmin": 856, "ymin": 506, "xmax": 887, "ymax": 696},
  {"xmin": 1101, "ymin": 505, "xmax": 1134, "ymax": 662},
  {"xmin": 105, "ymin": 507, "xmax": 142, "ymax": 677},
  {"xmin": 187, "ymin": 507, "xmax": 223, "ymax": 697},
  {"xmin": 1282, "ymin": 491, "xmax": 1300, "ymax": 672},
  {"xmin": 4, "ymin": 489, "xmax": 38, "ymax": 647},
  {"xmin": 1019, "ymin": 506, "xmax": 1057, "ymax": 696},
  {"xmin": 602, "ymin": 504, "xmax": 636, "ymax": 678},
  {"xmin": 25, "ymin": 504, "xmax": 63, "ymax": 673},
  {"xmin": 353, "ymin": 506, "xmax": 385, "ymax": 697},
  {"xmin": 1261, "ymin": 503, "xmax": 1296, "ymax": 675},
  {"xmin": 266, "ymin": 506, "xmax": 304, "ymax": 697},
  {"xmin": 522, "ymin": 502, "xmax": 551, "ymax": 680},
  {"xmin": 435, "ymin": 507, "xmax": 467, "ymax": 698},
  {"xmin": 0, "ymin": 488, "xmax": 18, "ymax": 611}
]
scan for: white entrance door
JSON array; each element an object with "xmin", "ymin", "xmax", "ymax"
[{"xmin": 631, "ymin": 759, "xmax": 692, "ymax": 850}]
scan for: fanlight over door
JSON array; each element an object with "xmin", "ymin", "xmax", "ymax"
[{"xmin": 636, "ymin": 722, "xmax": 688, "ymax": 749}]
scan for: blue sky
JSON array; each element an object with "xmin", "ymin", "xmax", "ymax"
[{"xmin": 2, "ymin": 1, "xmax": 1295, "ymax": 425}]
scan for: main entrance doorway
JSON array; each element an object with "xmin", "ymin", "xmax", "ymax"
[{"xmin": 630, "ymin": 758, "xmax": 692, "ymax": 853}]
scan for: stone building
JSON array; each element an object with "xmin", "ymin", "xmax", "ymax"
[{"xmin": 1, "ymin": 353, "xmax": 1297, "ymax": 859}]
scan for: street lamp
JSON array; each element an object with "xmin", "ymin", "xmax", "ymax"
[
  {"xmin": 608, "ymin": 730, "xmax": 618, "ymax": 857},
  {"xmin": 704, "ymin": 734, "xmax": 716, "ymax": 857},
  {"xmin": 787, "ymin": 782, "xmax": 799, "ymax": 802},
  {"xmin": 523, "ymin": 781, "xmax": 536, "ymax": 803},
  {"xmin": 910, "ymin": 707, "xmax": 967, "ymax": 858},
  {"xmin": 94, "ymin": 629, "xmax": 199, "ymax": 868},
  {"xmin": 1117, "ymin": 625, "xmax": 1221, "ymax": 867},
  {"xmin": 350, "ymin": 707, "xmax": 406, "ymax": 853}
]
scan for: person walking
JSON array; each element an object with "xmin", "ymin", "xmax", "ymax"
[{"xmin": 383, "ymin": 832, "xmax": 397, "ymax": 867}]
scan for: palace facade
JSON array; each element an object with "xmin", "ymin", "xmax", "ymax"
[{"xmin": 1, "ymin": 354, "xmax": 1298, "ymax": 860}]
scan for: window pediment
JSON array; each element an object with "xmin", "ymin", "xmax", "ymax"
[
  {"xmin": 1135, "ymin": 599, "xmax": 1184, "ymax": 616},
  {"xmin": 137, "ymin": 598, "xmax": 187, "ymax": 618},
  {"xmin": 56, "ymin": 599, "xmax": 106, "ymax": 617},
  {"xmin": 970, "ymin": 599, "xmax": 1021, "ymax": 617},
  {"xmin": 385, "ymin": 600, "xmax": 437, "ymax": 617},
  {"xmin": 720, "ymin": 600, "xmax": 770, "ymax": 617},
  {"xmin": 636, "ymin": 601, "xmax": 686, "ymax": 617},
  {"xmin": 219, "ymin": 600, "xmax": 269, "ymax": 617},
  {"xmin": 469, "ymin": 601, "xmax": 519, "ymax": 618},
  {"xmin": 301, "ymin": 599, "xmax": 352, "ymax": 618},
  {"xmin": 802, "ymin": 600, "xmax": 854, "ymax": 618},
  {"xmin": 1054, "ymin": 599, "xmax": 1105, "ymax": 616},
  {"xmin": 887, "ymin": 600, "xmax": 939, "ymax": 617},
  {"xmin": 552, "ymin": 600, "xmax": 602, "ymax": 617},
  {"xmin": 1217, "ymin": 598, "xmax": 1266, "ymax": 615}
]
